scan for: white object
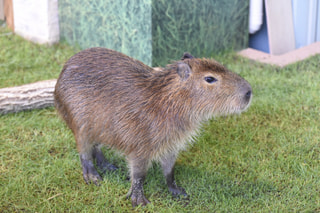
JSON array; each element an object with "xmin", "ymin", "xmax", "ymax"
[
  {"xmin": 265, "ymin": 0, "xmax": 296, "ymax": 55},
  {"xmin": 249, "ymin": 0, "xmax": 263, "ymax": 34},
  {"xmin": 13, "ymin": 0, "xmax": 59, "ymax": 44}
]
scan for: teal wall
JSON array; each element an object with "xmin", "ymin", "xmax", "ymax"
[
  {"xmin": 59, "ymin": 0, "xmax": 249, "ymax": 66},
  {"xmin": 152, "ymin": 0, "xmax": 249, "ymax": 66},
  {"xmin": 59, "ymin": 0, "xmax": 152, "ymax": 65}
]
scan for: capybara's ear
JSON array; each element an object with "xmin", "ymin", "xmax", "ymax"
[
  {"xmin": 181, "ymin": 52, "xmax": 195, "ymax": 60},
  {"xmin": 177, "ymin": 62, "xmax": 191, "ymax": 80}
]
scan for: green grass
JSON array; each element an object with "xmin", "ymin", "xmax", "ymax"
[
  {"xmin": 1, "ymin": 27, "xmax": 320, "ymax": 212},
  {"xmin": 0, "ymin": 28, "xmax": 78, "ymax": 88}
]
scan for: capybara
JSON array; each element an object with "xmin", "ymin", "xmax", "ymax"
[{"xmin": 54, "ymin": 48, "xmax": 252, "ymax": 207}]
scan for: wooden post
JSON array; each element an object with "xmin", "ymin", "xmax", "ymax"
[
  {"xmin": 0, "ymin": 0, "xmax": 5, "ymax": 20},
  {"xmin": 4, "ymin": 0, "xmax": 14, "ymax": 31}
]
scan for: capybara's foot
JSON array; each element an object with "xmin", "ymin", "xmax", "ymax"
[
  {"xmin": 80, "ymin": 156, "xmax": 102, "ymax": 185},
  {"xmin": 130, "ymin": 192, "xmax": 151, "ymax": 207},
  {"xmin": 127, "ymin": 176, "xmax": 150, "ymax": 207},
  {"xmin": 169, "ymin": 185, "xmax": 188, "ymax": 197},
  {"xmin": 82, "ymin": 166, "xmax": 102, "ymax": 186},
  {"xmin": 98, "ymin": 161, "xmax": 118, "ymax": 174}
]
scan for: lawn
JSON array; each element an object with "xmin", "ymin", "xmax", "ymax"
[{"xmin": 1, "ymin": 27, "xmax": 320, "ymax": 212}]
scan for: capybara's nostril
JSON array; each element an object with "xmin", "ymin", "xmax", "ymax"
[{"xmin": 245, "ymin": 90, "xmax": 252, "ymax": 98}]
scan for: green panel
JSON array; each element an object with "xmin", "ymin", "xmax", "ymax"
[
  {"xmin": 152, "ymin": 0, "xmax": 249, "ymax": 66},
  {"xmin": 59, "ymin": 0, "xmax": 152, "ymax": 65},
  {"xmin": 59, "ymin": 0, "xmax": 249, "ymax": 67}
]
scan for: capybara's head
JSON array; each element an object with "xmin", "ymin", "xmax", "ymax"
[{"xmin": 173, "ymin": 53, "xmax": 252, "ymax": 118}]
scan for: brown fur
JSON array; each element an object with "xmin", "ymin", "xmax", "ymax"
[{"xmin": 54, "ymin": 47, "xmax": 252, "ymax": 206}]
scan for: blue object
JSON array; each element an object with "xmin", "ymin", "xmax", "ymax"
[
  {"xmin": 249, "ymin": 4, "xmax": 269, "ymax": 53},
  {"xmin": 292, "ymin": 0, "xmax": 320, "ymax": 49}
]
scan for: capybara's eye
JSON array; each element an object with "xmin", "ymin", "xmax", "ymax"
[{"xmin": 204, "ymin": 76, "xmax": 218, "ymax": 84}]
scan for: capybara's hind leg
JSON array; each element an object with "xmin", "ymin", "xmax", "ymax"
[
  {"xmin": 92, "ymin": 145, "xmax": 118, "ymax": 173},
  {"xmin": 78, "ymin": 139, "xmax": 102, "ymax": 185},
  {"xmin": 80, "ymin": 154, "xmax": 102, "ymax": 185}
]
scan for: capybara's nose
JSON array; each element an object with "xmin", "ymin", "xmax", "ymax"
[
  {"xmin": 241, "ymin": 83, "xmax": 252, "ymax": 102},
  {"xmin": 245, "ymin": 90, "xmax": 252, "ymax": 99}
]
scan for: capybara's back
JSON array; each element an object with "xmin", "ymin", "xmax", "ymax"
[{"xmin": 54, "ymin": 47, "xmax": 252, "ymax": 207}]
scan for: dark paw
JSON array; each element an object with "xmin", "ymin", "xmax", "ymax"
[
  {"xmin": 83, "ymin": 169, "xmax": 102, "ymax": 186},
  {"xmin": 97, "ymin": 162, "xmax": 118, "ymax": 174},
  {"xmin": 131, "ymin": 194, "xmax": 150, "ymax": 207},
  {"xmin": 169, "ymin": 186, "xmax": 188, "ymax": 197},
  {"xmin": 127, "ymin": 189, "xmax": 151, "ymax": 207},
  {"xmin": 81, "ymin": 157, "xmax": 103, "ymax": 186}
]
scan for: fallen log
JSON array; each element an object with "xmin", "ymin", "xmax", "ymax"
[
  {"xmin": 0, "ymin": 79, "xmax": 57, "ymax": 114},
  {"xmin": 0, "ymin": 67, "xmax": 164, "ymax": 115}
]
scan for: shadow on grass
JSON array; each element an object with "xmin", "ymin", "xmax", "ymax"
[{"xmin": 95, "ymin": 152, "xmax": 276, "ymax": 209}]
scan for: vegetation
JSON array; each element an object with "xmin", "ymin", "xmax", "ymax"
[
  {"xmin": 59, "ymin": 0, "xmax": 248, "ymax": 66},
  {"xmin": 59, "ymin": 0, "xmax": 153, "ymax": 65},
  {"xmin": 152, "ymin": 0, "xmax": 249, "ymax": 66},
  {"xmin": 1, "ymin": 27, "xmax": 319, "ymax": 212},
  {"xmin": 0, "ymin": 28, "xmax": 78, "ymax": 88}
]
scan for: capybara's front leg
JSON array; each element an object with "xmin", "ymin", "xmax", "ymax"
[
  {"xmin": 127, "ymin": 156, "xmax": 150, "ymax": 207},
  {"xmin": 161, "ymin": 153, "xmax": 187, "ymax": 197}
]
